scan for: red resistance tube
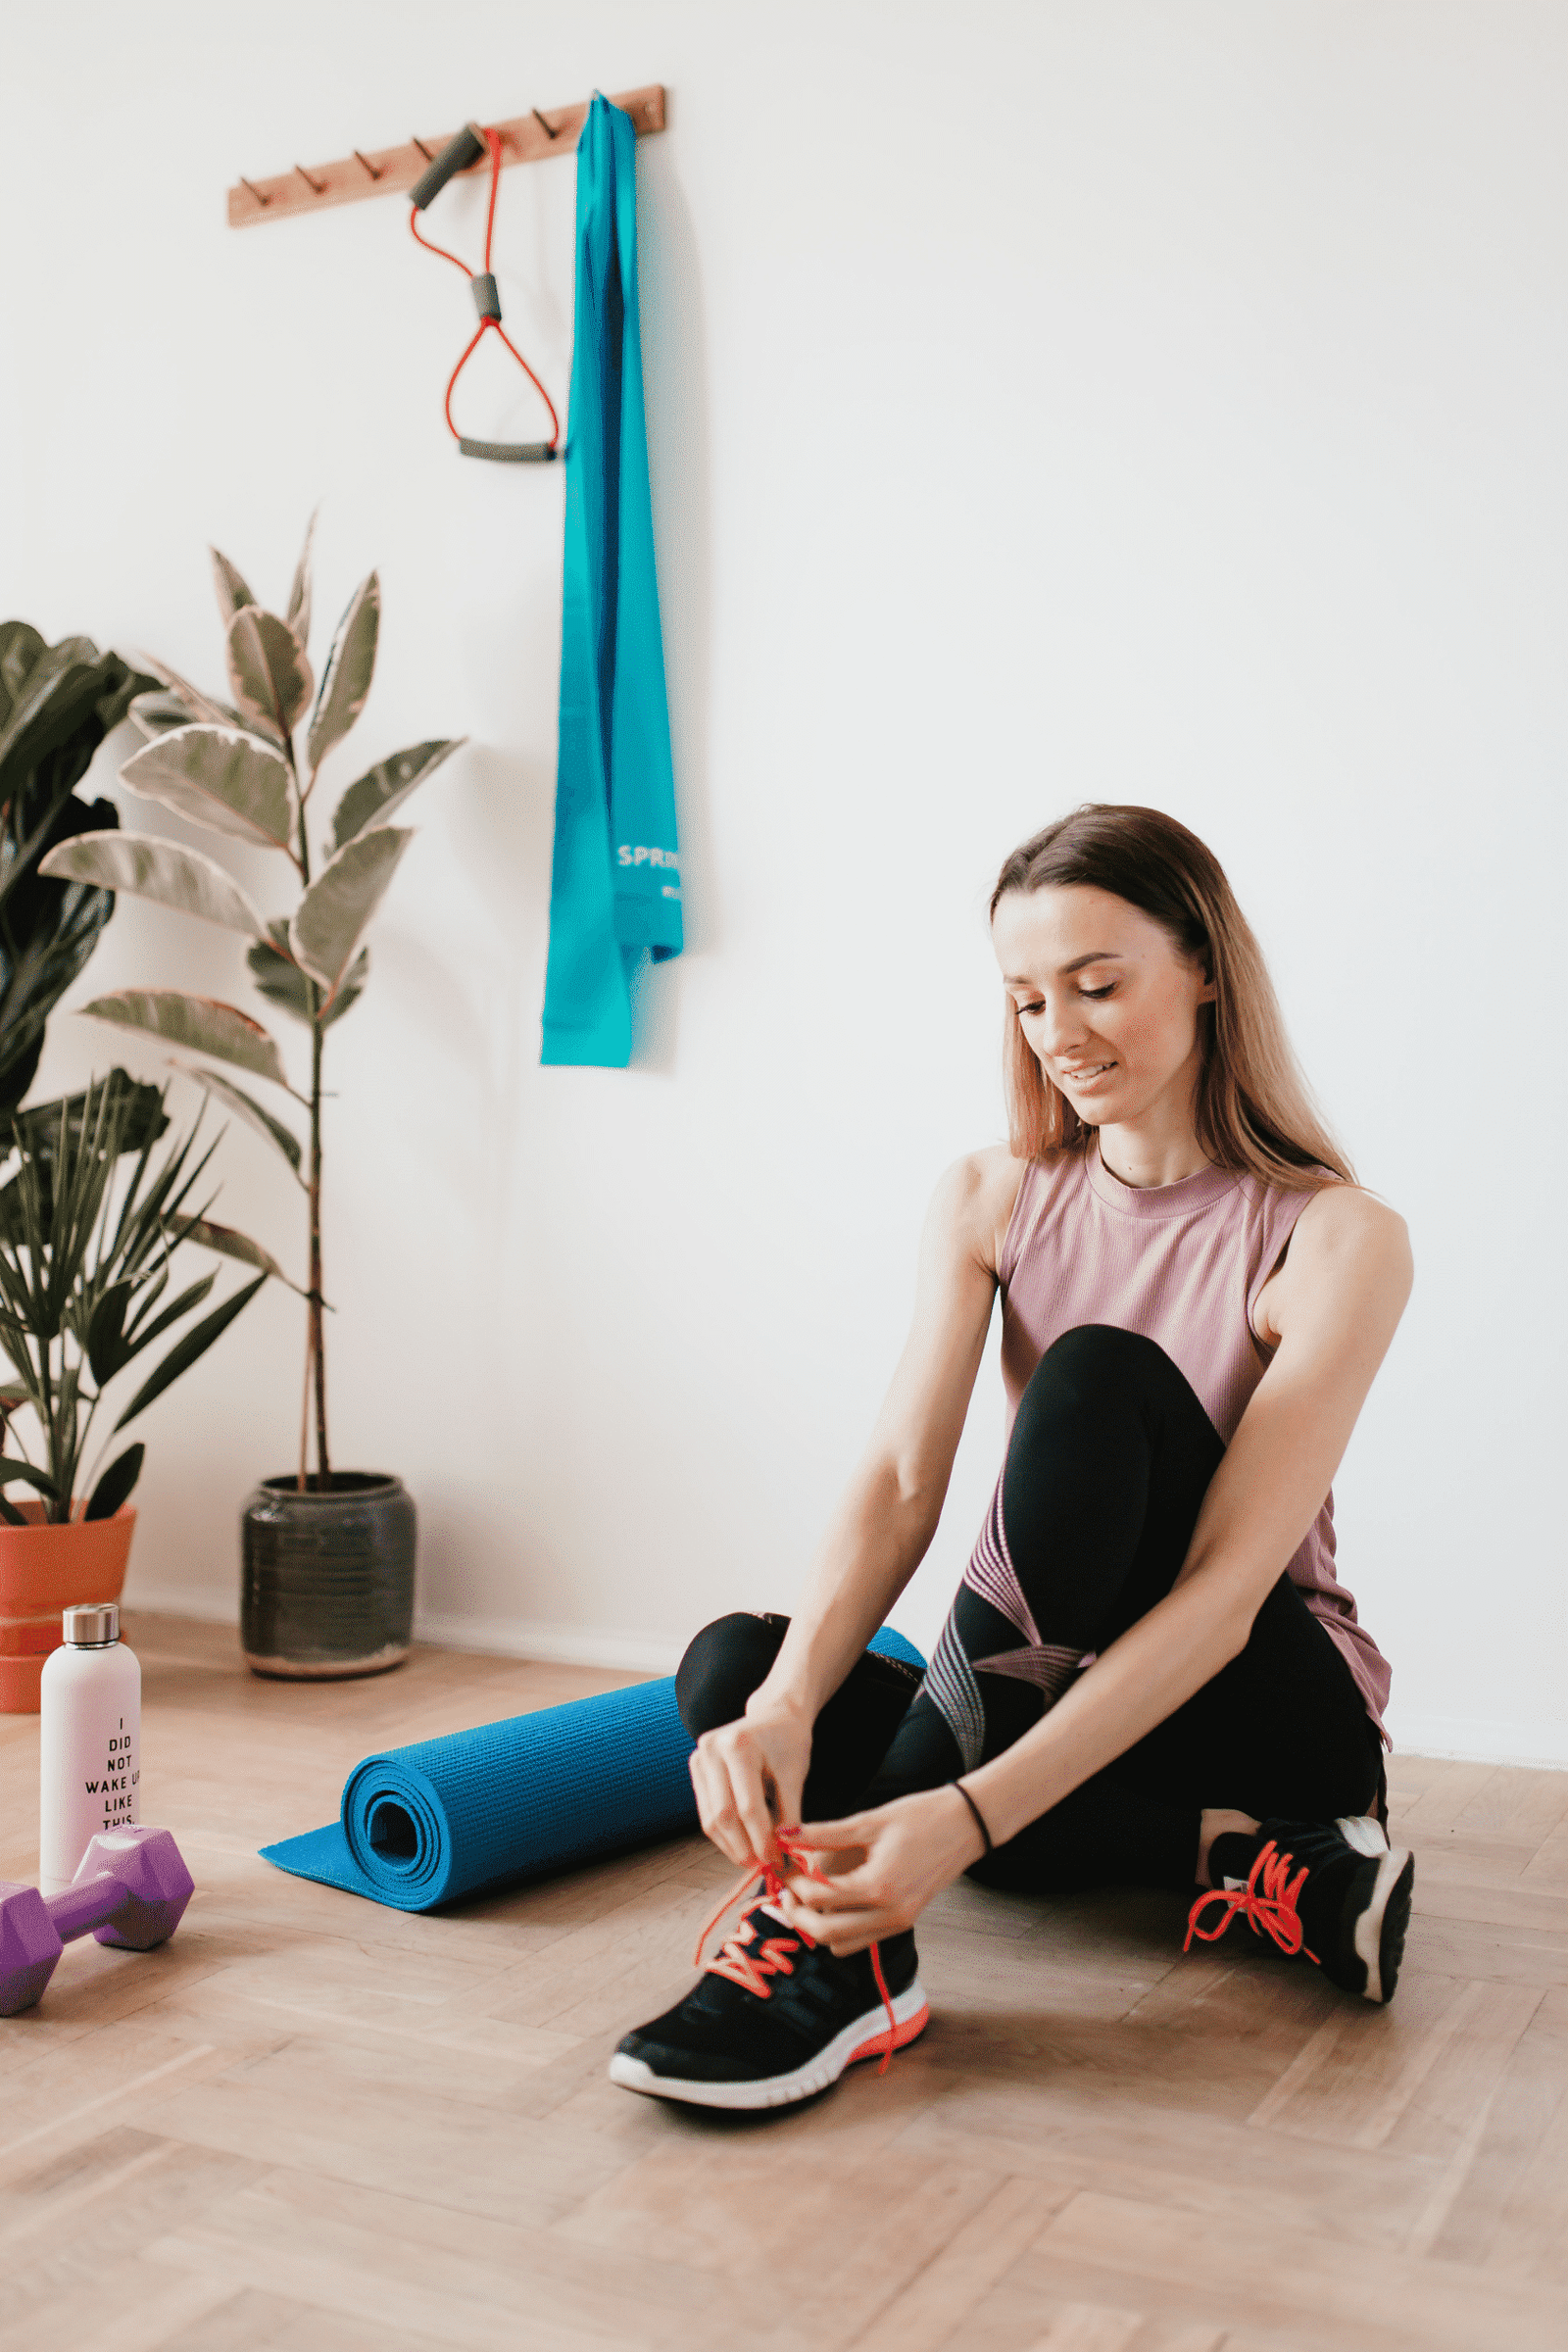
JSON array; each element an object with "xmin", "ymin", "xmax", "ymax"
[{"xmin": 410, "ymin": 126, "xmax": 562, "ymax": 458}]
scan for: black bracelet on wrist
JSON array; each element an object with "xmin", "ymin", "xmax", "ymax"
[{"xmin": 952, "ymin": 1778, "xmax": 994, "ymax": 1856}]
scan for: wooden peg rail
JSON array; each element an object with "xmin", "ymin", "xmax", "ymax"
[{"xmin": 227, "ymin": 84, "xmax": 666, "ymax": 228}]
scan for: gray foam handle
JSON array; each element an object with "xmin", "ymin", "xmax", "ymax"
[
  {"xmin": 458, "ymin": 438, "xmax": 559, "ymax": 464},
  {"xmin": 411, "ymin": 123, "xmax": 486, "ymax": 211}
]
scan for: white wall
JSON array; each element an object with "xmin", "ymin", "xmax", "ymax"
[{"xmin": 2, "ymin": 2, "xmax": 1563, "ymax": 1763}]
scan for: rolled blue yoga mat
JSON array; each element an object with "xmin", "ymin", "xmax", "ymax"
[{"xmin": 260, "ymin": 1626, "xmax": 926, "ymax": 1914}]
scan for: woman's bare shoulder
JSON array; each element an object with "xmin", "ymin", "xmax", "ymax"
[
  {"xmin": 1267, "ymin": 1180, "xmax": 1413, "ymax": 1345},
  {"xmin": 928, "ymin": 1144, "xmax": 1033, "ymax": 1275},
  {"xmin": 1294, "ymin": 1179, "xmax": 1410, "ymax": 1254}
]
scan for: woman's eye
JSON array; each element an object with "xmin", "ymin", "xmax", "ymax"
[
  {"xmin": 1018, "ymin": 1002, "xmax": 1045, "ymax": 1017},
  {"xmin": 1082, "ymin": 984, "xmax": 1115, "ymax": 1001}
]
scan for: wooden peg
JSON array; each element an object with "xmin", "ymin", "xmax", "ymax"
[{"xmin": 227, "ymin": 85, "xmax": 666, "ymax": 227}]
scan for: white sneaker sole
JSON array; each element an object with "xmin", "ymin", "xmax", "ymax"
[
  {"xmin": 1351, "ymin": 1844, "xmax": 1415, "ymax": 2002},
  {"xmin": 1335, "ymin": 1813, "xmax": 1390, "ymax": 1858},
  {"xmin": 608, "ymin": 1978, "xmax": 930, "ymax": 2110}
]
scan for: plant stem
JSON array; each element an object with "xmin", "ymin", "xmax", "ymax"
[
  {"xmin": 296, "ymin": 1306, "xmax": 311, "ymax": 1492},
  {"xmin": 282, "ymin": 735, "xmax": 332, "ymax": 1492},
  {"xmin": 309, "ymin": 1007, "xmax": 328, "ymax": 1484}
]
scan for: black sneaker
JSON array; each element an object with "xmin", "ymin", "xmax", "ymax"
[
  {"xmin": 610, "ymin": 1891, "xmax": 929, "ymax": 2110},
  {"xmin": 1187, "ymin": 1813, "xmax": 1414, "ymax": 2004}
]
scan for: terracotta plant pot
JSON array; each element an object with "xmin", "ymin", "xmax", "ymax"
[
  {"xmin": 241, "ymin": 1473, "xmax": 416, "ymax": 1680},
  {"xmin": 0, "ymin": 1503, "xmax": 137, "ymax": 1714}
]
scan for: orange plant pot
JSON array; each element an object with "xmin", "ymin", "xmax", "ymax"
[{"xmin": 0, "ymin": 1502, "xmax": 136, "ymax": 1713}]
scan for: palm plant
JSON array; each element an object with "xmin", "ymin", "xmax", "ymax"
[
  {"xmin": 0, "ymin": 1069, "xmax": 278, "ymax": 1524},
  {"xmin": 39, "ymin": 520, "xmax": 461, "ymax": 1489},
  {"xmin": 0, "ymin": 624, "xmax": 153, "ymax": 1110}
]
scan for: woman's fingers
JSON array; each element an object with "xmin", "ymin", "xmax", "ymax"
[
  {"xmin": 689, "ymin": 1724, "xmax": 790, "ymax": 1868},
  {"xmin": 793, "ymin": 1812, "xmax": 877, "ymax": 1850},
  {"xmin": 733, "ymin": 1759, "xmax": 782, "ymax": 1870},
  {"xmin": 778, "ymin": 1889, "xmax": 894, "ymax": 1954},
  {"xmin": 688, "ymin": 1742, "xmax": 758, "ymax": 1866},
  {"xmin": 781, "ymin": 1854, "xmax": 875, "ymax": 1908}
]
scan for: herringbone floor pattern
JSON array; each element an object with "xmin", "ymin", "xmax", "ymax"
[{"xmin": 1, "ymin": 1614, "xmax": 1564, "ymax": 2351}]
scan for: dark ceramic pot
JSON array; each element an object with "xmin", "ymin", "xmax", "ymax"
[{"xmin": 241, "ymin": 1473, "xmax": 416, "ymax": 1680}]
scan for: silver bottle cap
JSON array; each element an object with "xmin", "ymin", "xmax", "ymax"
[{"xmin": 62, "ymin": 1603, "xmax": 119, "ymax": 1646}]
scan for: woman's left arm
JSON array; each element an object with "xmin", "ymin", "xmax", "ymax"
[{"xmin": 780, "ymin": 1186, "xmax": 1414, "ymax": 1954}]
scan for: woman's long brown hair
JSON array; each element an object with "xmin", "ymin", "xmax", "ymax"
[{"xmin": 992, "ymin": 805, "xmax": 1355, "ymax": 1192}]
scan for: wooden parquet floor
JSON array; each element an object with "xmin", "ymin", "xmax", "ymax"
[{"xmin": 1, "ymin": 1616, "xmax": 1565, "ymax": 2352}]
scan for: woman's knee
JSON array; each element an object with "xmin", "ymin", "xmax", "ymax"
[
  {"xmin": 674, "ymin": 1610, "xmax": 787, "ymax": 1739},
  {"xmin": 1008, "ymin": 1325, "xmax": 1220, "ymax": 1485},
  {"xmin": 1022, "ymin": 1324, "xmax": 1185, "ymax": 1421}
]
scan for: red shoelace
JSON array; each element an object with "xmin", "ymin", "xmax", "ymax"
[
  {"xmin": 692, "ymin": 1829, "xmax": 901, "ymax": 2075},
  {"xmin": 1183, "ymin": 1838, "xmax": 1321, "ymax": 1964}
]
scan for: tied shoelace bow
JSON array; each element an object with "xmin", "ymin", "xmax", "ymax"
[
  {"xmin": 692, "ymin": 1829, "xmax": 901, "ymax": 2076},
  {"xmin": 1183, "ymin": 1838, "xmax": 1321, "ymax": 1965}
]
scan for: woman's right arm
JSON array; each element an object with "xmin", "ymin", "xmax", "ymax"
[{"xmin": 689, "ymin": 1147, "xmax": 1022, "ymax": 1868}]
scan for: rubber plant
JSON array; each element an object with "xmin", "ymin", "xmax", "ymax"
[
  {"xmin": 0, "ymin": 1069, "xmax": 280, "ymax": 1524},
  {"xmin": 0, "ymin": 624, "xmax": 154, "ymax": 1112},
  {"xmin": 38, "ymin": 519, "xmax": 461, "ymax": 1489}
]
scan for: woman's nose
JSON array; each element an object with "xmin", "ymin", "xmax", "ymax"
[{"xmin": 1036, "ymin": 998, "xmax": 1087, "ymax": 1055}]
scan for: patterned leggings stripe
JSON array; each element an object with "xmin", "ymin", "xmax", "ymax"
[
  {"xmin": 917, "ymin": 1477, "xmax": 1090, "ymax": 1768},
  {"xmin": 918, "ymin": 1613, "xmax": 988, "ymax": 1775}
]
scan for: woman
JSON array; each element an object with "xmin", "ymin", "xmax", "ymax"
[{"xmin": 612, "ymin": 804, "xmax": 1414, "ymax": 2112}]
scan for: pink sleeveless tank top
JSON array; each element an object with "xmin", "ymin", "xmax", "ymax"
[{"xmin": 998, "ymin": 1137, "xmax": 1392, "ymax": 1736}]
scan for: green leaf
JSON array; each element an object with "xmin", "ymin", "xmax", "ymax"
[
  {"xmin": 0, "ymin": 1458, "xmax": 60, "ymax": 1496},
  {"xmin": 86, "ymin": 1280, "xmax": 136, "ymax": 1384},
  {"xmin": 287, "ymin": 509, "xmax": 317, "ymax": 650},
  {"xmin": 0, "ymin": 621, "xmax": 47, "ymax": 731},
  {"xmin": 173, "ymin": 1216, "xmax": 301, "ymax": 1294},
  {"xmin": 182, "ymin": 1066, "xmax": 302, "ymax": 1178},
  {"xmin": 247, "ymin": 922, "xmax": 315, "ymax": 1028},
  {"xmin": 126, "ymin": 651, "xmax": 241, "ymax": 731},
  {"xmin": 77, "ymin": 990, "xmax": 289, "ymax": 1089},
  {"xmin": 226, "ymin": 608, "xmax": 314, "ymax": 741},
  {"xmin": 113, "ymin": 1273, "xmax": 267, "ymax": 1431},
  {"xmin": 290, "ymin": 828, "xmax": 410, "ymax": 998},
  {"xmin": 307, "ymin": 572, "xmax": 378, "ymax": 770},
  {"xmin": 210, "ymin": 547, "xmax": 256, "ymax": 623},
  {"xmin": 37, "ymin": 830, "xmax": 267, "ymax": 938},
  {"xmin": 125, "ymin": 688, "xmax": 194, "ymax": 744},
  {"xmin": 329, "ymin": 738, "xmax": 464, "ymax": 854},
  {"xmin": 0, "ymin": 635, "xmax": 102, "ymax": 773},
  {"xmin": 118, "ymin": 1272, "xmax": 218, "ymax": 1356},
  {"xmin": 85, "ymin": 1443, "xmax": 143, "ymax": 1521},
  {"xmin": 0, "ymin": 853, "xmax": 120, "ymax": 1113},
  {"xmin": 320, "ymin": 946, "xmax": 368, "ymax": 1030},
  {"xmin": 120, "ymin": 724, "xmax": 298, "ymax": 855},
  {"xmin": 11, "ymin": 1071, "xmax": 168, "ymax": 1164}
]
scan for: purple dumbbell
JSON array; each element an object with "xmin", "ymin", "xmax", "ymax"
[{"xmin": 0, "ymin": 1826, "xmax": 194, "ymax": 2016}]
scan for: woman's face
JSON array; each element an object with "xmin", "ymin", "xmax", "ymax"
[{"xmin": 991, "ymin": 883, "xmax": 1215, "ymax": 1129}]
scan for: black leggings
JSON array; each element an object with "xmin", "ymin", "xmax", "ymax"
[{"xmin": 677, "ymin": 1324, "xmax": 1384, "ymax": 1895}]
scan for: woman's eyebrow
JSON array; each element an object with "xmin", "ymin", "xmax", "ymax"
[{"xmin": 1004, "ymin": 952, "xmax": 1123, "ymax": 985}]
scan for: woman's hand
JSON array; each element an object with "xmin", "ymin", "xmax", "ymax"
[
  {"xmin": 774, "ymin": 1784, "xmax": 987, "ymax": 1955},
  {"xmin": 689, "ymin": 1698, "xmax": 813, "ymax": 1872}
]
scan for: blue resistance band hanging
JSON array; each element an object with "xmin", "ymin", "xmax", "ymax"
[{"xmin": 540, "ymin": 93, "xmax": 681, "ymax": 1068}]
